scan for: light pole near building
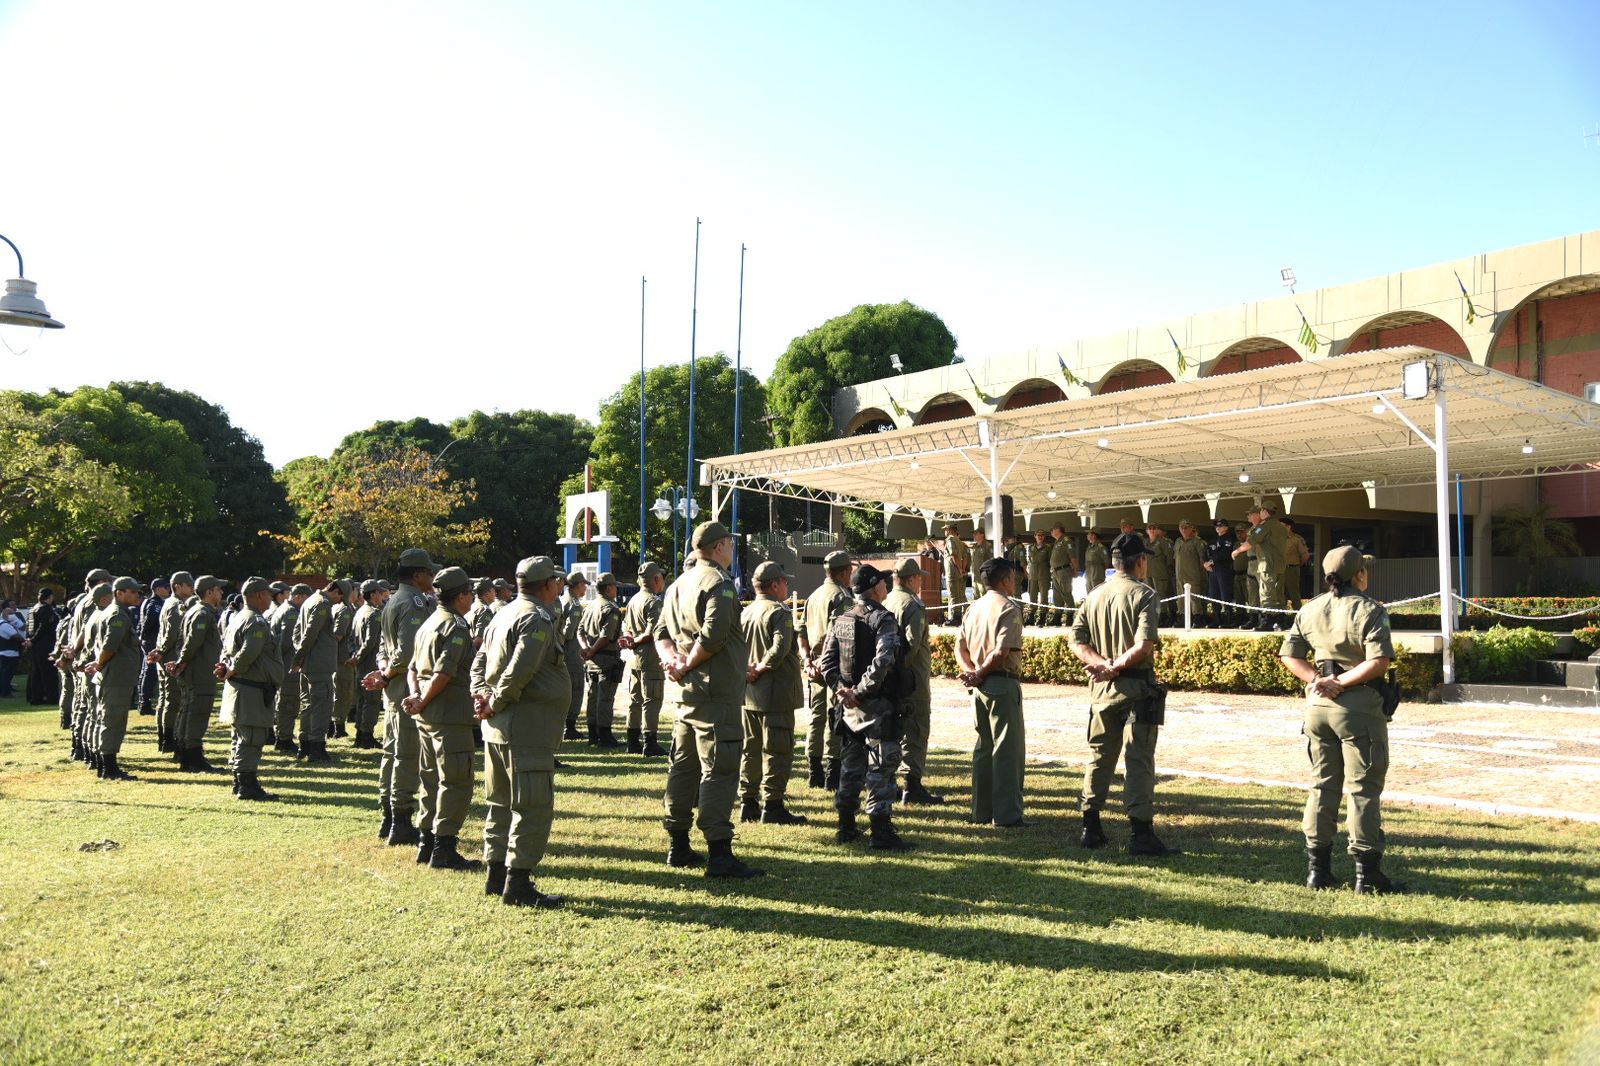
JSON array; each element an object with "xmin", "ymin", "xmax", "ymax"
[
  {"xmin": 732, "ymin": 242, "xmax": 746, "ymax": 582},
  {"xmin": 687, "ymin": 218, "xmax": 701, "ymax": 530},
  {"xmin": 638, "ymin": 275, "xmax": 647, "ymax": 563},
  {"xmin": 0, "ymin": 233, "xmax": 65, "ymax": 354}
]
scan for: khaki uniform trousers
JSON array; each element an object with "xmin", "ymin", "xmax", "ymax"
[
  {"xmin": 626, "ymin": 669, "xmax": 663, "ymax": 734},
  {"xmin": 971, "ymin": 675, "xmax": 1026, "ymax": 825},
  {"xmin": 73, "ymin": 671, "xmax": 95, "ymax": 749},
  {"xmin": 94, "ymin": 678, "xmax": 136, "ymax": 757},
  {"xmin": 1051, "ymin": 568, "xmax": 1075, "ymax": 625},
  {"xmin": 944, "ymin": 562, "xmax": 966, "ymax": 625},
  {"xmin": 175, "ymin": 678, "xmax": 216, "ymax": 747},
  {"xmin": 380, "ymin": 679, "xmax": 421, "ymax": 814},
  {"xmin": 662, "ymin": 700, "xmax": 741, "ymax": 843},
  {"xmin": 584, "ymin": 665, "xmax": 621, "ymax": 734},
  {"xmin": 231, "ymin": 724, "xmax": 271, "ymax": 773},
  {"xmin": 298, "ymin": 673, "xmax": 333, "ymax": 746},
  {"xmin": 897, "ymin": 670, "xmax": 933, "ymax": 782},
  {"xmin": 155, "ymin": 669, "xmax": 174, "ymax": 741},
  {"xmin": 805, "ymin": 678, "xmax": 840, "ymax": 764},
  {"xmin": 334, "ymin": 663, "xmax": 356, "ymax": 724},
  {"xmin": 740, "ymin": 705, "xmax": 795, "ymax": 805},
  {"xmin": 57, "ymin": 664, "xmax": 74, "ymax": 729},
  {"xmin": 274, "ymin": 674, "xmax": 303, "ymax": 740},
  {"xmin": 1285, "ymin": 564, "xmax": 1304, "ymax": 610},
  {"xmin": 1081, "ymin": 702, "xmax": 1159, "ymax": 820},
  {"xmin": 356, "ymin": 685, "xmax": 383, "ymax": 733},
  {"xmin": 483, "ymin": 744, "xmax": 555, "ymax": 871},
  {"xmin": 1303, "ymin": 705, "xmax": 1389, "ymax": 856},
  {"xmin": 1027, "ymin": 565, "xmax": 1050, "ymax": 625},
  {"xmin": 563, "ymin": 648, "xmax": 584, "ymax": 728},
  {"xmin": 418, "ymin": 720, "xmax": 477, "ymax": 837},
  {"xmin": 1257, "ymin": 563, "xmax": 1287, "ymax": 616}
]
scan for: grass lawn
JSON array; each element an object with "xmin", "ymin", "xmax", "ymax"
[{"xmin": 2, "ymin": 694, "xmax": 1598, "ymax": 1066}]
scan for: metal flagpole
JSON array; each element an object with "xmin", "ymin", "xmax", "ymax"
[
  {"xmin": 687, "ymin": 218, "xmax": 701, "ymax": 527},
  {"xmin": 638, "ymin": 275, "xmax": 647, "ymax": 563},
  {"xmin": 732, "ymin": 242, "xmax": 745, "ymax": 583},
  {"xmin": 1434, "ymin": 355, "xmax": 1456, "ymax": 685}
]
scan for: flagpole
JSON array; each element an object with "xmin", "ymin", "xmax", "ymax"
[
  {"xmin": 638, "ymin": 275, "xmax": 647, "ymax": 563},
  {"xmin": 687, "ymin": 218, "xmax": 701, "ymax": 529},
  {"xmin": 733, "ymin": 242, "xmax": 746, "ymax": 581}
]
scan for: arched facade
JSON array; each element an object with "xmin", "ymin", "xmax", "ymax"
[
  {"xmin": 1096, "ymin": 359, "xmax": 1175, "ymax": 395},
  {"xmin": 915, "ymin": 392, "xmax": 976, "ymax": 425},
  {"xmin": 1204, "ymin": 337, "xmax": 1302, "ymax": 377},
  {"xmin": 1342, "ymin": 311, "xmax": 1469, "ymax": 359},
  {"xmin": 998, "ymin": 377, "xmax": 1066, "ymax": 410},
  {"xmin": 844, "ymin": 407, "xmax": 897, "ymax": 435}
]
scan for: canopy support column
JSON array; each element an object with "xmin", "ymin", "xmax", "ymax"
[
  {"xmin": 983, "ymin": 420, "xmax": 1003, "ymax": 545},
  {"xmin": 1433, "ymin": 356, "xmax": 1456, "ymax": 685}
]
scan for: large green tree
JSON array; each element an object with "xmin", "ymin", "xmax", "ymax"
[
  {"xmin": 765, "ymin": 300, "xmax": 959, "ymax": 447},
  {"xmin": 577, "ymin": 353, "xmax": 766, "ymax": 560}
]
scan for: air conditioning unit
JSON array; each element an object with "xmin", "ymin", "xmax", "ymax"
[{"xmin": 1586, "ymin": 382, "xmax": 1600, "ymax": 405}]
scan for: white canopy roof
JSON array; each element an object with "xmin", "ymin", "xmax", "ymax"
[{"xmin": 704, "ymin": 347, "xmax": 1600, "ymax": 519}]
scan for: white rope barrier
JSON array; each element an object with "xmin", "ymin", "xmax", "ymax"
[{"xmin": 1449, "ymin": 592, "xmax": 1600, "ymax": 622}]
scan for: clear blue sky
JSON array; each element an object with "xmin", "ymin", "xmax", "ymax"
[{"xmin": 1, "ymin": 0, "xmax": 1596, "ymax": 464}]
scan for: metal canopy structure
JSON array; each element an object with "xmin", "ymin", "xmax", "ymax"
[
  {"xmin": 703, "ymin": 347, "xmax": 1600, "ymax": 520},
  {"xmin": 704, "ymin": 347, "xmax": 1600, "ymax": 686}
]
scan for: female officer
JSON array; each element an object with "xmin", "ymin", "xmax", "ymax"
[{"xmin": 1278, "ymin": 545, "xmax": 1405, "ymax": 894}]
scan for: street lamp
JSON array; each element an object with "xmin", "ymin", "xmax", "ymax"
[{"xmin": 0, "ymin": 234, "xmax": 65, "ymax": 353}]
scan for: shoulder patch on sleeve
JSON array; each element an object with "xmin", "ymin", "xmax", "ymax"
[
  {"xmin": 720, "ymin": 587, "xmax": 735, "ymax": 599},
  {"xmin": 413, "ymin": 594, "xmax": 427, "ymax": 609}
]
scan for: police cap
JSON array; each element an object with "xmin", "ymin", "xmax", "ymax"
[
  {"xmin": 516, "ymin": 556, "xmax": 560, "ymax": 584},
  {"xmin": 752, "ymin": 561, "xmax": 789, "ymax": 585},
  {"xmin": 396, "ymin": 548, "xmax": 439, "ymax": 572},
  {"xmin": 692, "ymin": 520, "xmax": 732, "ymax": 549},
  {"xmin": 851, "ymin": 564, "xmax": 890, "ymax": 596},
  {"xmin": 240, "ymin": 577, "xmax": 271, "ymax": 596},
  {"xmin": 1109, "ymin": 533, "xmax": 1147, "ymax": 561}
]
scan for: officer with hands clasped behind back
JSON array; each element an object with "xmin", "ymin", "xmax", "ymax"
[
  {"xmin": 798, "ymin": 550, "xmax": 853, "ymax": 790},
  {"xmin": 215, "ymin": 576, "xmax": 284, "ymax": 802},
  {"xmin": 885, "ymin": 556, "xmax": 943, "ymax": 805},
  {"xmin": 619, "ymin": 561, "xmax": 668, "ymax": 756},
  {"xmin": 1070, "ymin": 533, "xmax": 1180, "ymax": 857},
  {"xmin": 738, "ymin": 560, "xmax": 807, "ymax": 826},
  {"xmin": 362, "ymin": 547, "xmax": 438, "ymax": 846},
  {"xmin": 1279, "ymin": 546, "xmax": 1405, "ymax": 895}
]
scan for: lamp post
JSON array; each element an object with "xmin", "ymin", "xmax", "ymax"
[
  {"xmin": 759, "ymin": 411, "xmax": 778, "ymax": 534},
  {"xmin": 0, "ymin": 234, "xmax": 65, "ymax": 353},
  {"xmin": 651, "ymin": 489, "xmax": 700, "ymax": 577}
]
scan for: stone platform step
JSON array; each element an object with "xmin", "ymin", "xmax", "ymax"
[
  {"xmin": 1534, "ymin": 660, "xmax": 1600, "ymax": 690},
  {"xmin": 1441, "ymin": 682, "xmax": 1600, "ymax": 709}
]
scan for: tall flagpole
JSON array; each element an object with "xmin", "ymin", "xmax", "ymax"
[
  {"xmin": 732, "ymin": 242, "xmax": 746, "ymax": 582},
  {"xmin": 638, "ymin": 275, "xmax": 647, "ymax": 564},
  {"xmin": 687, "ymin": 218, "xmax": 701, "ymax": 529}
]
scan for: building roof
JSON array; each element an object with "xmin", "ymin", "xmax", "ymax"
[{"xmin": 705, "ymin": 347, "xmax": 1600, "ymax": 519}]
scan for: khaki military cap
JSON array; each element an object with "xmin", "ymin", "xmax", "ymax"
[
  {"xmin": 1118, "ymin": 517, "xmax": 1137, "ymax": 527},
  {"xmin": 516, "ymin": 556, "xmax": 560, "ymax": 584},
  {"xmin": 359, "ymin": 579, "xmax": 385, "ymax": 597},
  {"xmin": 1178, "ymin": 519, "xmax": 1195, "ymax": 530},
  {"xmin": 433, "ymin": 566, "xmax": 471, "ymax": 592},
  {"xmin": 1322, "ymin": 545, "xmax": 1368, "ymax": 582},
  {"xmin": 753, "ymin": 561, "xmax": 790, "ymax": 584},
  {"xmin": 170, "ymin": 571, "xmax": 195, "ymax": 588},
  {"xmin": 638, "ymin": 562, "xmax": 664, "ymax": 581},
  {"xmin": 112, "ymin": 576, "xmax": 141, "ymax": 593},
  {"xmin": 269, "ymin": 581, "xmax": 291, "ymax": 594},
  {"xmin": 290, "ymin": 583, "xmax": 314, "ymax": 596},
  {"xmin": 331, "ymin": 578, "xmax": 355, "ymax": 598},
  {"xmin": 396, "ymin": 547, "xmax": 439, "ymax": 572},
  {"xmin": 474, "ymin": 576, "xmax": 494, "ymax": 593},
  {"xmin": 240, "ymin": 576, "xmax": 271, "ymax": 596},
  {"xmin": 594, "ymin": 571, "xmax": 617, "ymax": 589},
  {"xmin": 195, "ymin": 575, "xmax": 227, "ymax": 594},
  {"xmin": 85, "ymin": 568, "xmax": 113, "ymax": 586},
  {"xmin": 490, "ymin": 578, "xmax": 511, "ymax": 590},
  {"xmin": 692, "ymin": 520, "xmax": 733, "ymax": 549},
  {"xmin": 91, "ymin": 582, "xmax": 114, "ymax": 601},
  {"xmin": 565, "ymin": 570, "xmax": 589, "ymax": 588},
  {"xmin": 893, "ymin": 557, "xmax": 922, "ymax": 578},
  {"xmin": 823, "ymin": 550, "xmax": 852, "ymax": 570}
]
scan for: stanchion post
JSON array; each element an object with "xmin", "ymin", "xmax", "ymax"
[{"xmin": 1183, "ymin": 583, "xmax": 1192, "ymax": 631}]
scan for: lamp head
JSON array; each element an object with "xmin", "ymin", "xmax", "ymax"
[{"xmin": 0, "ymin": 278, "xmax": 64, "ymax": 329}]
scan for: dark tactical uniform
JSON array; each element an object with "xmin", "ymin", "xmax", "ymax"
[
  {"xmin": 820, "ymin": 598, "xmax": 903, "ymax": 822},
  {"xmin": 1072, "ymin": 572, "xmax": 1163, "ymax": 821},
  {"xmin": 740, "ymin": 592, "xmax": 803, "ymax": 808},
  {"xmin": 1205, "ymin": 526, "xmax": 1239, "ymax": 626},
  {"xmin": 136, "ymin": 593, "xmax": 163, "ymax": 713}
]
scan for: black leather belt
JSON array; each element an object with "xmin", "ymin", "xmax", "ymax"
[{"xmin": 988, "ymin": 670, "xmax": 1022, "ymax": 681}]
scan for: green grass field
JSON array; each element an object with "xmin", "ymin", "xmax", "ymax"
[{"xmin": 2, "ymin": 693, "xmax": 1598, "ymax": 1066}]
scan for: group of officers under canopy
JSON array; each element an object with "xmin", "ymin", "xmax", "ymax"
[{"xmin": 44, "ymin": 516, "xmax": 1406, "ymax": 909}]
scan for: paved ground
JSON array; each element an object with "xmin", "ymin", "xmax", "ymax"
[{"xmin": 926, "ymin": 677, "xmax": 1600, "ymax": 823}]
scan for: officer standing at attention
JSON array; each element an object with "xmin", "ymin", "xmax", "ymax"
[
  {"xmin": 1002, "ymin": 533, "xmax": 1028, "ymax": 595},
  {"xmin": 798, "ymin": 550, "xmax": 853, "ymax": 791},
  {"xmin": 362, "ymin": 548, "xmax": 437, "ymax": 847},
  {"xmin": 738, "ymin": 561, "xmax": 807, "ymax": 825},
  {"xmin": 136, "ymin": 576, "xmax": 169, "ymax": 716},
  {"xmin": 1083, "ymin": 529, "xmax": 1110, "ymax": 595},
  {"xmin": 956, "ymin": 557, "xmax": 1028, "ymax": 827},
  {"xmin": 1231, "ymin": 507, "xmax": 1262, "ymax": 627},
  {"xmin": 404, "ymin": 566, "xmax": 483, "ymax": 873},
  {"xmin": 620, "ymin": 562, "xmax": 667, "ymax": 756},
  {"xmin": 941, "ymin": 523, "xmax": 971, "ymax": 626},
  {"xmin": 149, "ymin": 571, "xmax": 194, "ymax": 754},
  {"xmin": 969, "ymin": 529, "xmax": 995, "ymax": 599},
  {"xmin": 467, "ymin": 578, "xmax": 496, "ymax": 645},
  {"xmin": 65, "ymin": 572, "xmax": 112, "ymax": 763},
  {"xmin": 578, "ymin": 572, "xmax": 625, "ymax": 748},
  {"xmin": 1203, "ymin": 519, "xmax": 1238, "ymax": 628},
  {"xmin": 1250, "ymin": 503, "xmax": 1290, "ymax": 631},
  {"xmin": 886, "ymin": 556, "xmax": 943, "ymax": 805},
  {"xmin": 1026, "ymin": 530, "xmax": 1052, "ymax": 626},
  {"xmin": 821, "ymin": 564, "xmax": 911, "ymax": 851},
  {"xmin": 270, "ymin": 584, "xmax": 310, "ymax": 755},
  {"xmin": 653, "ymin": 520, "xmax": 763, "ymax": 879},
  {"xmin": 1145, "ymin": 523, "xmax": 1176, "ymax": 624},
  {"xmin": 1282, "ymin": 518, "xmax": 1311, "ymax": 612},
  {"xmin": 170, "ymin": 575, "xmax": 225, "ymax": 772},
  {"xmin": 1279, "ymin": 546, "xmax": 1405, "ymax": 894},
  {"xmin": 292, "ymin": 580, "xmax": 345, "ymax": 763},
  {"xmin": 351, "ymin": 580, "xmax": 388, "ymax": 748},
  {"xmin": 470, "ymin": 556, "xmax": 569, "ymax": 908},
  {"xmin": 1049, "ymin": 523, "xmax": 1077, "ymax": 627},
  {"xmin": 329, "ymin": 580, "xmax": 357, "ymax": 740},
  {"xmin": 1174, "ymin": 520, "xmax": 1208, "ymax": 621},
  {"xmin": 215, "ymin": 577, "xmax": 284, "ymax": 802},
  {"xmin": 84, "ymin": 578, "xmax": 141, "ymax": 780},
  {"xmin": 1070, "ymin": 533, "xmax": 1179, "ymax": 856},
  {"xmin": 558, "ymin": 572, "xmax": 588, "ymax": 741},
  {"xmin": 52, "ymin": 578, "xmax": 86, "ymax": 739},
  {"xmin": 493, "ymin": 578, "xmax": 516, "ymax": 611}
]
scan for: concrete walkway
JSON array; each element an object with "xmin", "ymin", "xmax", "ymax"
[{"xmin": 927, "ymin": 678, "xmax": 1600, "ymax": 823}]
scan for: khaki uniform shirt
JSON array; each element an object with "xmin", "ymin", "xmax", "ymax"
[
  {"xmin": 1284, "ymin": 532, "xmax": 1310, "ymax": 568},
  {"xmin": 414, "ymin": 606, "xmax": 475, "ymax": 726},
  {"xmin": 353, "ymin": 602, "xmax": 382, "ymax": 670},
  {"xmin": 379, "ymin": 582, "xmax": 433, "ymax": 696},
  {"xmin": 579, "ymin": 597, "xmax": 624, "ymax": 672},
  {"xmin": 1280, "ymin": 591, "xmax": 1395, "ymax": 718},
  {"xmin": 1174, "ymin": 535, "xmax": 1208, "ymax": 592},
  {"xmin": 1049, "ymin": 535, "xmax": 1075, "ymax": 575},
  {"xmin": 1147, "ymin": 535, "xmax": 1176, "ymax": 591},
  {"xmin": 466, "ymin": 599, "xmax": 495, "ymax": 646},
  {"xmin": 91, "ymin": 602, "xmax": 141, "ymax": 687},
  {"xmin": 331, "ymin": 601, "xmax": 355, "ymax": 663},
  {"xmin": 471, "ymin": 596, "xmax": 567, "ymax": 749},
  {"xmin": 175, "ymin": 601, "xmax": 222, "ymax": 682},
  {"xmin": 1084, "ymin": 542, "xmax": 1110, "ymax": 585},
  {"xmin": 1251, "ymin": 516, "xmax": 1288, "ymax": 576},
  {"xmin": 741, "ymin": 594, "xmax": 802, "ymax": 712},
  {"xmin": 155, "ymin": 593, "xmax": 187, "ymax": 662},
  {"xmin": 943, "ymin": 536, "xmax": 971, "ymax": 586},
  {"xmin": 884, "ymin": 586, "xmax": 931, "ymax": 680},
  {"xmin": 959, "ymin": 590, "xmax": 1024, "ymax": 676},
  {"xmin": 654, "ymin": 561, "xmax": 746, "ymax": 707},
  {"xmin": 220, "ymin": 607, "xmax": 282, "ymax": 728},
  {"xmin": 623, "ymin": 590, "xmax": 664, "ymax": 679},
  {"xmin": 970, "ymin": 540, "xmax": 995, "ymax": 577},
  {"xmin": 292, "ymin": 591, "xmax": 336, "ymax": 673},
  {"xmin": 1071, "ymin": 572, "xmax": 1161, "ymax": 712},
  {"xmin": 802, "ymin": 578, "xmax": 853, "ymax": 664}
]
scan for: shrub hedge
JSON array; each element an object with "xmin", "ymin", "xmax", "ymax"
[{"xmin": 1387, "ymin": 596, "xmax": 1600, "ymax": 631}]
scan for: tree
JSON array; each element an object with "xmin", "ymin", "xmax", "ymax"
[
  {"xmin": 270, "ymin": 446, "xmax": 492, "ymax": 576},
  {"xmin": 581, "ymin": 353, "xmax": 767, "ymax": 559},
  {"xmin": 1492, "ymin": 503, "xmax": 1582, "ymax": 594},
  {"xmin": 445, "ymin": 410, "xmax": 593, "ymax": 567},
  {"xmin": 765, "ymin": 301, "xmax": 959, "ymax": 447}
]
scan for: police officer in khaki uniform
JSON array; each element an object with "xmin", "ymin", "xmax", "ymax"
[
  {"xmin": 798, "ymin": 551, "xmax": 853, "ymax": 790},
  {"xmin": 66, "ymin": 570, "xmax": 113, "ymax": 762},
  {"xmin": 470, "ymin": 556, "xmax": 568, "ymax": 908},
  {"xmin": 957, "ymin": 557, "xmax": 1028, "ymax": 827},
  {"xmin": 1049, "ymin": 524, "xmax": 1076, "ymax": 627},
  {"xmin": 292, "ymin": 579, "xmax": 345, "ymax": 762},
  {"xmin": 148, "ymin": 570, "xmax": 194, "ymax": 754},
  {"xmin": 404, "ymin": 566, "xmax": 483, "ymax": 873},
  {"xmin": 620, "ymin": 562, "xmax": 667, "ymax": 756},
  {"xmin": 1145, "ymin": 523, "xmax": 1177, "ymax": 625},
  {"xmin": 1283, "ymin": 518, "xmax": 1311, "ymax": 611},
  {"xmin": 216, "ymin": 577, "xmax": 284, "ymax": 802},
  {"xmin": 654, "ymin": 521, "xmax": 763, "ymax": 879},
  {"xmin": 941, "ymin": 524, "xmax": 971, "ymax": 626},
  {"xmin": 578, "ymin": 572, "xmax": 625, "ymax": 747},
  {"xmin": 1279, "ymin": 546, "xmax": 1405, "ymax": 894},
  {"xmin": 1026, "ymin": 530, "xmax": 1051, "ymax": 626},
  {"xmin": 466, "ymin": 578, "xmax": 496, "ymax": 645},
  {"xmin": 362, "ymin": 548, "xmax": 437, "ymax": 846},
  {"xmin": 1002, "ymin": 534, "xmax": 1028, "ymax": 592},
  {"xmin": 84, "ymin": 579, "xmax": 141, "ymax": 780},
  {"xmin": 1071, "ymin": 533, "xmax": 1179, "ymax": 856},
  {"xmin": 1232, "ymin": 507, "xmax": 1262, "ymax": 627},
  {"xmin": 559, "ymin": 573, "xmax": 588, "ymax": 741},
  {"xmin": 738, "ymin": 561, "xmax": 806, "ymax": 825},
  {"xmin": 1083, "ymin": 530, "xmax": 1110, "ymax": 595},
  {"xmin": 329, "ymin": 580, "xmax": 357, "ymax": 738},
  {"xmin": 1174, "ymin": 520, "xmax": 1208, "ymax": 619},
  {"xmin": 969, "ymin": 530, "xmax": 995, "ymax": 598},
  {"xmin": 270, "ymin": 584, "xmax": 310, "ymax": 754},
  {"xmin": 1251, "ymin": 503, "xmax": 1290, "ymax": 631},
  {"xmin": 886, "ymin": 556, "xmax": 943, "ymax": 805},
  {"xmin": 170, "ymin": 575, "xmax": 225, "ymax": 772},
  {"xmin": 351, "ymin": 580, "xmax": 388, "ymax": 748}
]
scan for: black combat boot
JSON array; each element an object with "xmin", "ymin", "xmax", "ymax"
[
  {"xmin": 232, "ymin": 771, "xmax": 242, "ymax": 797},
  {"xmin": 378, "ymin": 800, "xmax": 393, "ymax": 840},
  {"xmin": 740, "ymin": 798, "xmax": 762, "ymax": 823},
  {"xmin": 1354, "ymin": 854, "xmax": 1407, "ymax": 895},
  {"xmin": 705, "ymin": 839, "xmax": 764, "ymax": 879},
  {"xmin": 484, "ymin": 860, "xmax": 507, "ymax": 896},
  {"xmin": 761, "ymin": 800, "xmax": 808, "ymax": 825},
  {"xmin": 834, "ymin": 809, "xmax": 862, "ymax": 844},
  {"xmin": 666, "ymin": 829, "xmax": 704, "ymax": 868},
  {"xmin": 354, "ymin": 730, "xmax": 377, "ymax": 749},
  {"xmin": 428, "ymin": 836, "xmax": 484, "ymax": 872},
  {"xmin": 585, "ymin": 721, "xmax": 599, "ymax": 746},
  {"xmin": 626, "ymin": 729, "xmax": 643, "ymax": 754},
  {"xmin": 176, "ymin": 746, "xmax": 202, "ymax": 772},
  {"xmin": 415, "ymin": 830, "xmax": 436, "ymax": 865},
  {"xmin": 156, "ymin": 728, "xmax": 170, "ymax": 753},
  {"xmin": 1305, "ymin": 845, "xmax": 1340, "ymax": 890},
  {"xmin": 60, "ymin": 705, "xmax": 71, "ymax": 730},
  {"xmin": 564, "ymin": 717, "xmax": 580, "ymax": 741},
  {"xmin": 387, "ymin": 812, "xmax": 420, "ymax": 847},
  {"xmin": 274, "ymin": 737, "xmax": 300, "ymax": 757},
  {"xmin": 1079, "ymin": 809, "xmax": 1109, "ymax": 849},
  {"xmin": 1128, "ymin": 817, "xmax": 1180, "ymax": 857},
  {"xmin": 237, "ymin": 773, "xmax": 277, "ymax": 802},
  {"xmin": 642, "ymin": 733, "xmax": 667, "ymax": 758},
  {"xmin": 502, "ymin": 868, "xmax": 563, "ymax": 908},
  {"xmin": 808, "ymin": 756, "xmax": 825, "ymax": 789},
  {"xmin": 70, "ymin": 736, "xmax": 83, "ymax": 761},
  {"xmin": 901, "ymin": 776, "xmax": 946, "ymax": 805},
  {"xmin": 597, "ymin": 729, "xmax": 621, "ymax": 749},
  {"xmin": 189, "ymin": 747, "xmax": 216, "ymax": 772},
  {"xmin": 824, "ymin": 758, "xmax": 840, "ymax": 792},
  {"xmin": 101, "ymin": 755, "xmax": 136, "ymax": 781},
  {"xmin": 868, "ymin": 814, "xmax": 913, "ymax": 852}
]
